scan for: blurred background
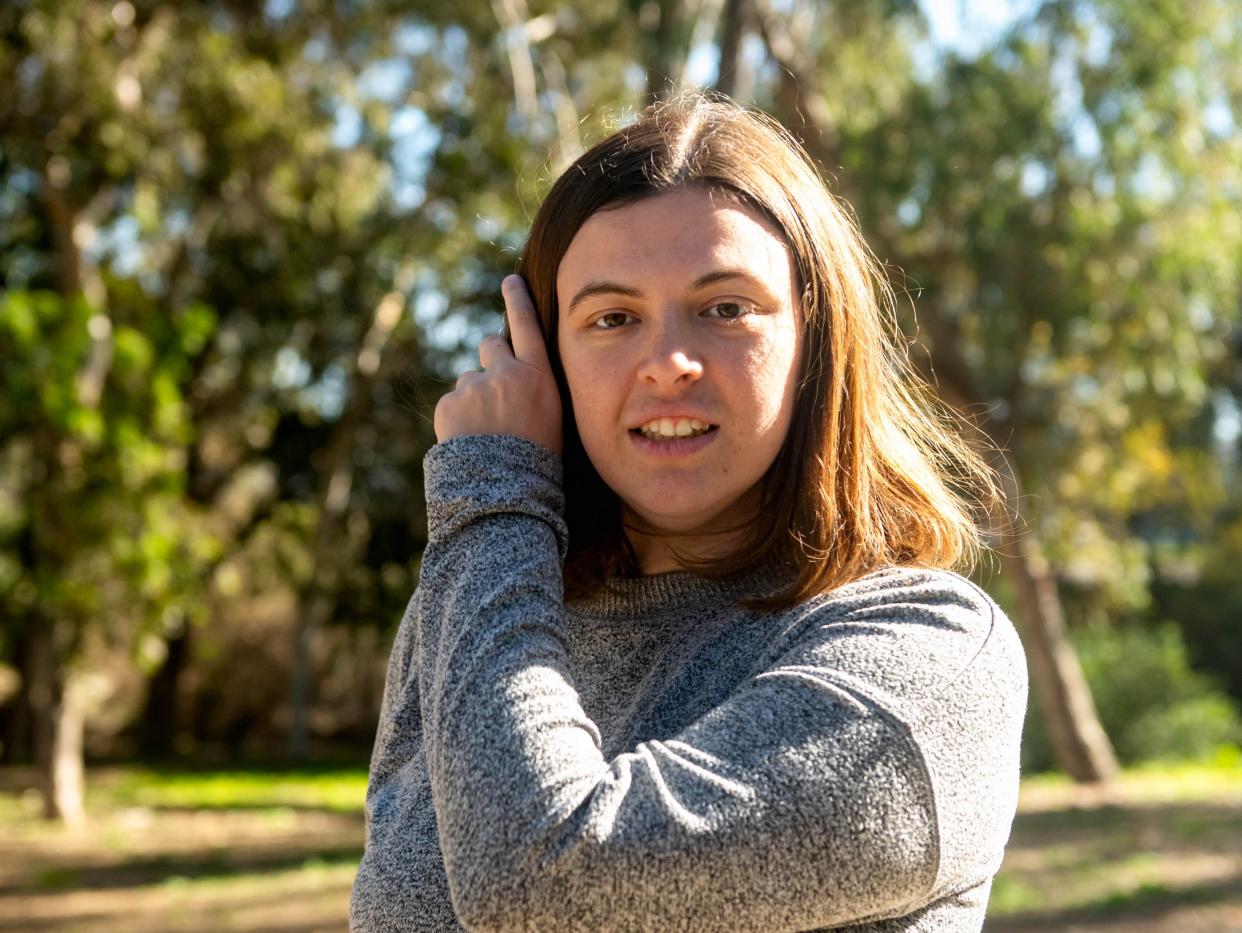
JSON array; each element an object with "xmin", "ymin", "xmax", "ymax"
[{"xmin": 1, "ymin": 0, "xmax": 1240, "ymax": 930}]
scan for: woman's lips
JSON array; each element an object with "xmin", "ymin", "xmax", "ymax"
[{"xmin": 628, "ymin": 425, "xmax": 720, "ymax": 456}]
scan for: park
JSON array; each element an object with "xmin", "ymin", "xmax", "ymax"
[{"xmin": 2, "ymin": 0, "xmax": 1241, "ymax": 929}]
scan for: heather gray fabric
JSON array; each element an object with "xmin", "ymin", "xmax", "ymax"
[{"xmin": 350, "ymin": 433, "xmax": 1027, "ymax": 932}]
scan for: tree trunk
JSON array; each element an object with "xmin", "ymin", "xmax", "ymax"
[
  {"xmin": 752, "ymin": 4, "xmax": 1119, "ymax": 782},
  {"xmin": 644, "ymin": 0, "xmax": 685, "ymax": 104},
  {"xmin": 918, "ymin": 325, "xmax": 1121, "ymax": 784},
  {"xmin": 289, "ymin": 591, "xmax": 335, "ymax": 761},
  {"xmin": 287, "ymin": 373, "xmax": 369, "ymax": 761},
  {"xmin": 991, "ymin": 468, "xmax": 1120, "ymax": 782},
  {"xmin": 50, "ymin": 673, "xmax": 86, "ymax": 826},
  {"xmin": 33, "ymin": 154, "xmax": 110, "ymax": 821},
  {"xmin": 29, "ymin": 621, "xmax": 86, "ymax": 826},
  {"xmin": 714, "ymin": 0, "xmax": 747, "ymax": 98},
  {"xmin": 287, "ymin": 291, "xmax": 408, "ymax": 760},
  {"xmin": 138, "ymin": 618, "xmax": 190, "ymax": 758},
  {"xmin": 27, "ymin": 430, "xmax": 92, "ymax": 820},
  {"xmin": 927, "ymin": 361, "xmax": 1119, "ymax": 783},
  {"xmin": 2, "ymin": 627, "xmax": 35, "ymax": 764}
]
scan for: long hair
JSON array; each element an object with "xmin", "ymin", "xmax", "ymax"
[{"xmin": 516, "ymin": 92, "xmax": 995, "ymax": 611}]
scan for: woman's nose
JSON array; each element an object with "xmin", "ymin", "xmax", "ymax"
[{"xmin": 636, "ymin": 317, "xmax": 704, "ymax": 386}]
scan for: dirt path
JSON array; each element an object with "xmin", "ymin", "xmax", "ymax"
[
  {"xmin": 3, "ymin": 766, "xmax": 1241, "ymax": 931},
  {"xmin": 986, "ymin": 778, "xmax": 1242, "ymax": 932},
  {"xmin": 0, "ymin": 773, "xmax": 362, "ymax": 932}
]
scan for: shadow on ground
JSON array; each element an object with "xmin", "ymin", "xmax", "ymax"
[{"xmin": 987, "ymin": 796, "xmax": 1242, "ymax": 932}]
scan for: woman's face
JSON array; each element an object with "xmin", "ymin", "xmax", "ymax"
[{"xmin": 556, "ymin": 187, "xmax": 803, "ymax": 558}]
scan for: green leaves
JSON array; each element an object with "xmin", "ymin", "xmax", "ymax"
[
  {"xmin": 1, "ymin": 292, "xmax": 93, "ymax": 431},
  {"xmin": 1, "ymin": 0, "xmax": 1238, "ymax": 760}
]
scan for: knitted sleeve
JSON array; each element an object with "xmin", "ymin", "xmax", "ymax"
[{"xmin": 404, "ymin": 433, "xmax": 1026, "ymax": 932}]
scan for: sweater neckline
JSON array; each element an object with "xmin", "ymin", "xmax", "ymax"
[{"xmin": 566, "ymin": 555, "xmax": 795, "ymax": 621}]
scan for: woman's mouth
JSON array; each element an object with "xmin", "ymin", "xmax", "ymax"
[
  {"xmin": 632, "ymin": 417, "xmax": 715, "ymax": 440},
  {"xmin": 628, "ymin": 421, "xmax": 719, "ymax": 455}
]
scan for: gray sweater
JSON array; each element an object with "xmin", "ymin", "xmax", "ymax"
[{"xmin": 350, "ymin": 434, "xmax": 1027, "ymax": 932}]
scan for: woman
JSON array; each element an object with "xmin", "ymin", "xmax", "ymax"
[{"xmin": 351, "ymin": 93, "xmax": 1027, "ymax": 932}]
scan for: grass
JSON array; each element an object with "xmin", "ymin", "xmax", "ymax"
[
  {"xmin": 2, "ymin": 758, "xmax": 1241, "ymax": 931},
  {"xmin": 987, "ymin": 753, "xmax": 1242, "ymax": 931},
  {"xmin": 0, "ymin": 762, "xmax": 368, "ymax": 932},
  {"xmin": 94, "ymin": 763, "xmax": 369, "ymax": 813},
  {"xmin": 1019, "ymin": 745, "xmax": 1242, "ymax": 804}
]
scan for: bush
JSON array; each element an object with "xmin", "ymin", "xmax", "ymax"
[
  {"xmin": 1021, "ymin": 623, "xmax": 1242, "ymax": 773},
  {"xmin": 1152, "ymin": 577, "xmax": 1242, "ymax": 705}
]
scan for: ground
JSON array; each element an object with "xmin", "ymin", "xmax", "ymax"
[
  {"xmin": 989, "ymin": 759, "xmax": 1242, "ymax": 932},
  {"xmin": 1, "ymin": 758, "xmax": 1240, "ymax": 931},
  {"xmin": 0, "ymin": 766, "xmax": 362, "ymax": 932}
]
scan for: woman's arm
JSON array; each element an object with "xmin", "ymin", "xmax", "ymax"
[{"xmin": 415, "ymin": 433, "xmax": 1026, "ymax": 932}]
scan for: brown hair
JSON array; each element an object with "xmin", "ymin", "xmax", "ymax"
[{"xmin": 515, "ymin": 92, "xmax": 995, "ymax": 610}]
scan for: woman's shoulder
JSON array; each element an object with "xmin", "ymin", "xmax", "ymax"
[
  {"xmin": 804, "ymin": 564, "xmax": 1000, "ymax": 622},
  {"xmin": 785, "ymin": 564, "xmax": 1026, "ymax": 692}
]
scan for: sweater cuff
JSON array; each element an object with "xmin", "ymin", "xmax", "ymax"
[{"xmin": 423, "ymin": 433, "xmax": 567, "ymax": 558}]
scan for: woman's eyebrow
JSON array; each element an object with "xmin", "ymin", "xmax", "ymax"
[
  {"xmin": 689, "ymin": 268, "xmax": 762, "ymax": 291},
  {"xmin": 567, "ymin": 268, "xmax": 765, "ymax": 317},
  {"xmin": 691, "ymin": 268, "xmax": 784, "ymax": 307},
  {"xmin": 566, "ymin": 281, "xmax": 644, "ymax": 316}
]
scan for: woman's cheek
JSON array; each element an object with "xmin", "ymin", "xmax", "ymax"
[{"xmin": 563, "ymin": 349, "xmax": 616, "ymax": 447}]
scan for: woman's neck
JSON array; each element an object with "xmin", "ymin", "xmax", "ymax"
[{"xmin": 622, "ymin": 487, "xmax": 762, "ymax": 575}]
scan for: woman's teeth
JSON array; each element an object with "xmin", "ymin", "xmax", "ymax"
[{"xmin": 637, "ymin": 418, "xmax": 714, "ymax": 440}]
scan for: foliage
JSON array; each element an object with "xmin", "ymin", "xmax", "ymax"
[
  {"xmin": 0, "ymin": 0, "xmax": 460, "ymax": 760},
  {"xmin": 1, "ymin": 0, "xmax": 1240, "ymax": 774},
  {"xmin": 832, "ymin": 0, "xmax": 1242, "ymax": 604},
  {"xmin": 0, "ymin": 287, "xmax": 216, "ymax": 660},
  {"xmin": 1150, "ymin": 511, "xmax": 1242, "ymax": 705},
  {"xmin": 1021, "ymin": 623, "xmax": 1242, "ymax": 773}
]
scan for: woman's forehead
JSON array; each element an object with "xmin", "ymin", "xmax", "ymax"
[{"xmin": 556, "ymin": 188, "xmax": 795, "ymax": 298}]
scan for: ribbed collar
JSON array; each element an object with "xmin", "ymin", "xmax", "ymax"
[{"xmin": 565, "ymin": 555, "xmax": 796, "ymax": 622}]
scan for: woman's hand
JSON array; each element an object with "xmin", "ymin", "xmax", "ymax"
[{"xmin": 433, "ymin": 275, "xmax": 563, "ymax": 457}]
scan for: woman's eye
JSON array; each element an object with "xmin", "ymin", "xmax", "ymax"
[
  {"xmin": 703, "ymin": 301, "xmax": 753, "ymax": 321},
  {"xmin": 591, "ymin": 311, "xmax": 632, "ymax": 329}
]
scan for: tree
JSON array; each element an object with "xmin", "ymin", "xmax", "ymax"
[
  {"xmin": 4, "ymin": 0, "xmax": 1237, "ymax": 806},
  {"xmin": 749, "ymin": 0, "xmax": 1241, "ymax": 778},
  {"xmin": 0, "ymin": 0, "xmax": 434, "ymax": 812}
]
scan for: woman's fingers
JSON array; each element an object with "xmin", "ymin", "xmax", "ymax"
[
  {"xmin": 432, "ymin": 275, "xmax": 563, "ymax": 457},
  {"xmin": 500, "ymin": 275, "xmax": 550, "ymax": 369},
  {"xmin": 477, "ymin": 333, "xmax": 512, "ymax": 371}
]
